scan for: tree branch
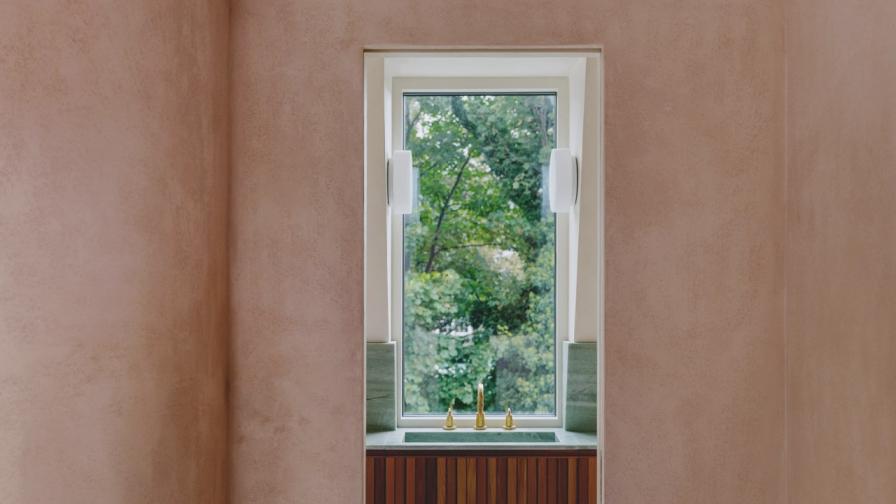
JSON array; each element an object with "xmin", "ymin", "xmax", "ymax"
[
  {"xmin": 439, "ymin": 242, "xmax": 498, "ymax": 252},
  {"xmin": 425, "ymin": 154, "xmax": 472, "ymax": 272}
]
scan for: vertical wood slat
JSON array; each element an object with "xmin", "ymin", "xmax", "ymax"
[
  {"xmin": 517, "ymin": 457, "xmax": 527, "ymax": 504},
  {"xmin": 577, "ymin": 457, "xmax": 589, "ymax": 504},
  {"xmin": 534, "ymin": 457, "xmax": 548, "ymax": 503},
  {"xmin": 476, "ymin": 457, "xmax": 487, "ymax": 503},
  {"xmin": 507, "ymin": 458, "xmax": 517, "ymax": 503},
  {"xmin": 367, "ymin": 452, "xmax": 597, "ymax": 504},
  {"xmin": 366, "ymin": 457, "xmax": 375, "ymax": 504},
  {"xmin": 386, "ymin": 458, "xmax": 395, "ymax": 503},
  {"xmin": 374, "ymin": 457, "xmax": 386, "ymax": 504},
  {"xmin": 589, "ymin": 456, "xmax": 598, "ymax": 504},
  {"xmin": 487, "ymin": 458, "xmax": 497, "ymax": 504},
  {"xmin": 558, "ymin": 458, "xmax": 568, "ymax": 503},
  {"xmin": 415, "ymin": 457, "xmax": 426, "ymax": 504},
  {"xmin": 466, "ymin": 457, "xmax": 476, "ymax": 503},
  {"xmin": 429, "ymin": 457, "xmax": 438, "ymax": 504},
  {"xmin": 547, "ymin": 458, "xmax": 557, "ymax": 504},
  {"xmin": 496, "ymin": 457, "xmax": 507, "ymax": 504},
  {"xmin": 527, "ymin": 457, "xmax": 537, "ymax": 502},
  {"xmin": 437, "ymin": 458, "xmax": 446, "ymax": 504},
  {"xmin": 396, "ymin": 457, "xmax": 406, "ymax": 504},
  {"xmin": 446, "ymin": 458, "xmax": 457, "ymax": 504},
  {"xmin": 457, "ymin": 458, "xmax": 467, "ymax": 504},
  {"xmin": 406, "ymin": 457, "xmax": 416, "ymax": 504}
]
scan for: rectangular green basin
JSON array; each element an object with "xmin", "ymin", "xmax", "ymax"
[{"xmin": 404, "ymin": 431, "xmax": 557, "ymax": 443}]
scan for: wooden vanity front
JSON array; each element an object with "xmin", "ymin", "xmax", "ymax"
[{"xmin": 365, "ymin": 449, "xmax": 599, "ymax": 503}]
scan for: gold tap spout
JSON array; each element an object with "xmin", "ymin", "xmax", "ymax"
[{"xmin": 474, "ymin": 383, "xmax": 487, "ymax": 430}]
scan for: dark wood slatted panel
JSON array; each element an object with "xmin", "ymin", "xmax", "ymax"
[{"xmin": 366, "ymin": 451, "xmax": 599, "ymax": 503}]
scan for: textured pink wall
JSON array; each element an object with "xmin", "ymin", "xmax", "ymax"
[
  {"xmin": 0, "ymin": 1, "xmax": 230, "ymax": 502},
  {"xmin": 230, "ymin": 1, "xmax": 785, "ymax": 502},
  {"xmin": 785, "ymin": 1, "xmax": 896, "ymax": 502},
  {"xmin": 7, "ymin": 2, "xmax": 892, "ymax": 501}
]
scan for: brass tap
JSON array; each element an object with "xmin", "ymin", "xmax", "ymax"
[
  {"xmin": 503, "ymin": 407, "xmax": 517, "ymax": 430},
  {"xmin": 474, "ymin": 383, "xmax": 487, "ymax": 430},
  {"xmin": 442, "ymin": 406, "xmax": 457, "ymax": 430}
]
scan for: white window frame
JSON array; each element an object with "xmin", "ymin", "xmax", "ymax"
[
  {"xmin": 364, "ymin": 50, "xmax": 604, "ymax": 433},
  {"xmin": 392, "ymin": 77, "xmax": 568, "ymax": 428}
]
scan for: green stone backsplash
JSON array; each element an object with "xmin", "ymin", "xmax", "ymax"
[
  {"xmin": 563, "ymin": 342, "xmax": 598, "ymax": 432},
  {"xmin": 366, "ymin": 342, "xmax": 396, "ymax": 432},
  {"xmin": 366, "ymin": 340, "xmax": 597, "ymax": 433}
]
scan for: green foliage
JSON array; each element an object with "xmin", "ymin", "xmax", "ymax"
[{"xmin": 402, "ymin": 94, "xmax": 557, "ymax": 415}]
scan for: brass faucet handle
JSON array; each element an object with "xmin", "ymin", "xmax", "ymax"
[
  {"xmin": 442, "ymin": 407, "xmax": 457, "ymax": 430},
  {"xmin": 503, "ymin": 407, "xmax": 517, "ymax": 430}
]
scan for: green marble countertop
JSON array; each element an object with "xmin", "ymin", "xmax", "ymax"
[{"xmin": 366, "ymin": 428, "xmax": 598, "ymax": 451}]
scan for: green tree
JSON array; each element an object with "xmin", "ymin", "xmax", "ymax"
[{"xmin": 403, "ymin": 94, "xmax": 557, "ymax": 415}]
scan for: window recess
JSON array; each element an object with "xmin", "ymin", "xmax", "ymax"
[{"xmin": 365, "ymin": 51, "xmax": 603, "ymax": 430}]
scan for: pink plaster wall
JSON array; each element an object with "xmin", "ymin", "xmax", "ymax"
[
  {"xmin": 11, "ymin": 1, "xmax": 896, "ymax": 502},
  {"xmin": 230, "ymin": 1, "xmax": 786, "ymax": 502},
  {"xmin": 0, "ymin": 1, "xmax": 230, "ymax": 502},
  {"xmin": 785, "ymin": 1, "xmax": 896, "ymax": 502}
]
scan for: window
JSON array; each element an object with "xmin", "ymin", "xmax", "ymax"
[
  {"xmin": 392, "ymin": 77, "xmax": 569, "ymax": 427},
  {"xmin": 365, "ymin": 51, "xmax": 603, "ymax": 430},
  {"xmin": 400, "ymin": 92, "xmax": 559, "ymax": 417}
]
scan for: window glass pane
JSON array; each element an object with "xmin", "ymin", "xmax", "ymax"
[{"xmin": 402, "ymin": 93, "xmax": 557, "ymax": 416}]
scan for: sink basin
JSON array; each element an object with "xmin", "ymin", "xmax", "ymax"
[{"xmin": 404, "ymin": 431, "xmax": 557, "ymax": 443}]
